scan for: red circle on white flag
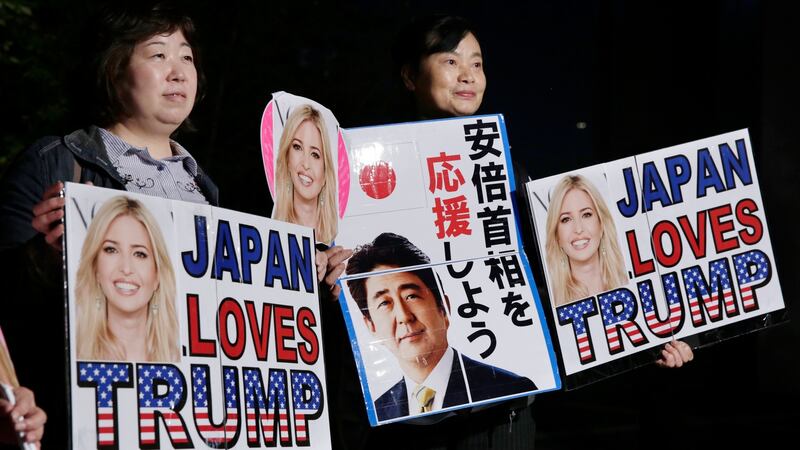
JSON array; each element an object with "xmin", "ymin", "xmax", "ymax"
[{"xmin": 359, "ymin": 161, "xmax": 396, "ymax": 199}]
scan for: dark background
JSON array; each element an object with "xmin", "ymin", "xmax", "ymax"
[{"xmin": 1, "ymin": 0, "xmax": 798, "ymax": 448}]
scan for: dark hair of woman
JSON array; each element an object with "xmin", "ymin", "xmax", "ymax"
[
  {"xmin": 92, "ymin": 2, "xmax": 206, "ymax": 129},
  {"xmin": 391, "ymin": 15, "xmax": 478, "ymax": 81}
]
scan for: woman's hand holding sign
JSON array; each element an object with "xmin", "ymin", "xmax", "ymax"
[
  {"xmin": 0, "ymin": 386, "xmax": 46, "ymax": 449},
  {"xmin": 322, "ymin": 246, "xmax": 352, "ymax": 299},
  {"xmin": 655, "ymin": 340, "xmax": 694, "ymax": 368},
  {"xmin": 31, "ymin": 182, "xmax": 66, "ymax": 251},
  {"xmin": 32, "ymin": 180, "xmax": 93, "ymax": 252}
]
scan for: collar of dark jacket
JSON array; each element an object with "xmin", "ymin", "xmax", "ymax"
[{"xmin": 62, "ymin": 126, "xmax": 125, "ymax": 184}]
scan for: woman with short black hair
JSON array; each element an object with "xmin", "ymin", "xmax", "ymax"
[{"xmin": 392, "ymin": 15, "xmax": 486, "ymax": 119}]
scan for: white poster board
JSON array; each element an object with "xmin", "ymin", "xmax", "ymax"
[
  {"xmin": 65, "ymin": 183, "xmax": 332, "ymax": 449},
  {"xmin": 527, "ymin": 129, "xmax": 785, "ymax": 383},
  {"xmin": 336, "ymin": 115, "xmax": 560, "ymax": 426}
]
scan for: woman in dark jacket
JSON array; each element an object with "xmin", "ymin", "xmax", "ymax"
[{"xmin": 0, "ymin": 4, "xmax": 218, "ymax": 446}]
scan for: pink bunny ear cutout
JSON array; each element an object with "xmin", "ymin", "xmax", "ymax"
[
  {"xmin": 260, "ymin": 101, "xmax": 276, "ymax": 198},
  {"xmin": 337, "ymin": 129, "xmax": 350, "ymax": 218}
]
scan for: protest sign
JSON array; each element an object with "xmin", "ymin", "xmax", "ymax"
[
  {"xmin": 64, "ymin": 183, "xmax": 331, "ymax": 449},
  {"xmin": 336, "ymin": 115, "xmax": 560, "ymax": 426},
  {"xmin": 527, "ymin": 129, "xmax": 786, "ymax": 387}
]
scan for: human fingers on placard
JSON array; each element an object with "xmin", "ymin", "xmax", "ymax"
[
  {"xmin": 315, "ymin": 251, "xmax": 328, "ymax": 282},
  {"xmin": 16, "ymin": 407, "xmax": 46, "ymax": 445},
  {"xmin": 654, "ymin": 351, "xmax": 671, "ymax": 368},
  {"xmin": 324, "ymin": 261, "xmax": 347, "ymax": 289},
  {"xmin": 44, "ymin": 223, "xmax": 65, "ymax": 250},
  {"xmin": 318, "ymin": 246, "xmax": 352, "ymax": 300},
  {"xmin": 325, "ymin": 246, "xmax": 353, "ymax": 271},
  {"xmin": 20, "ymin": 407, "xmax": 46, "ymax": 444},
  {"xmin": 8, "ymin": 387, "xmax": 34, "ymax": 422},
  {"xmin": 674, "ymin": 339, "xmax": 694, "ymax": 363},
  {"xmin": 11, "ymin": 388, "xmax": 46, "ymax": 445},
  {"xmin": 31, "ymin": 182, "xmax": 65, "ymax": 232},
  {"xmin": 656, "ymin": 342, "xmax": 683, "ymax": 368}
]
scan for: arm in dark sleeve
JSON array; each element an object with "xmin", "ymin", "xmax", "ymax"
[{"xmin": 0, "ymin": 137, "xmax": 63, "ymax": 250}]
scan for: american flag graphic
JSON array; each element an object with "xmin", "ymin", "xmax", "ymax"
[
  {"xmin": 638, "ymin": 276, "xmax": 682, "ymax": 337},
  {"xmin": 77, "ymin": 362, "xmax": 132, "ymax": 448},
  {"xmin": 682, "ymin": 259, "xmax": 736, "ymax": 325},
  {"xmin": 243, "ymin": 368, "xmax": 290, "ymax": 446},
  {"xmin": 557, "ymin": 299, "xmax": 598, "ymax": 363},
  {"xmin": 191, "ymin": 365, "xmax": 239, "ymax": 447},
  {"xmin": 291, "ymin": 370, "xmax": 323, "ymax": 445},
  {"xmin": 709, "ymin": 259, "xmax": 738, "ymax": 316},
  {"xmin": 138, "ymin": 364, "xmax": 190, "ymax": 446},
  {"xmin": 599, "ymin": 289, "xmax": 647, "ymax": 353},
  {"xmin": 734, "ymin": 250, "xmax": 770, "ymax": 312}
]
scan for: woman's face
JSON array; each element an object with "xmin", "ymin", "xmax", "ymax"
[
  {"xmin": 288, "ymin": 120, "xmax": 326, "ymax": 203},
  {"xmin": 121, "ymin": 30, "xmax": 197, "ymax": 133},
  {"xmin": 411, "ymin": 32, "xmax": 486, "ymax": 117},
  {"xmin": 557, "ymin": 188, "xmax": 603, "ymax": 265},
  {"xmin": 96, "ymin": 215, "xmax": 159, "ymax": 318}
]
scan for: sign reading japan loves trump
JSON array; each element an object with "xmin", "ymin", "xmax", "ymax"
[
  {"xmin": 527, "ymin": 129, "xmax": 786, "ymax": 384},
  {"xmin": 335, "ymin": 115, "xmax": 560, "ymax": 426},
  {"xmin": 64, "ymin": 183, "xmax": 331, "ymax": 449}
]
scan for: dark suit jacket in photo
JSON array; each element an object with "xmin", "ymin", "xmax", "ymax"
[{"xmin": 373, "ymin": 349, "xmax": 537, "ymax": 421}]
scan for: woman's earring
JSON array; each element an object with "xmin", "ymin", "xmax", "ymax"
[
  {"xmin": 95, "ymin": 296, "xmax": 101, "ymax": 310},
  {"xmin": 600, "ymin": 243, "xmax": 606, "ymax": 257},
  {"xmin": 151, "ymin": 301, "xmax": 159, "ymax": 315}
]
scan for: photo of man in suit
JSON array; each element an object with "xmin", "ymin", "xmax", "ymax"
[{"xmin": 346, "ymin": 232, "xmax": 537, "ymax": 421}]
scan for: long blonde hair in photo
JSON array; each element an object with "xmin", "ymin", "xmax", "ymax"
[
  {"xmin": 274, "ymin": 104, "xmax": 338, "ymax": 244},
  {"xmin": 75, "ymin": 196, "xmax": 179, "ymax": 361},
  {"xmin": 545, "ymin": 174, "xmax": 627, "ymax": 306},
  {"xmin": 0, "ymin": 326, "xmax": 19, "ymax": 387}
]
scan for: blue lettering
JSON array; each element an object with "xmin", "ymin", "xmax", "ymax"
[
  {"xmin": 265, "ymin": 230, "xmax": 289, "ymax": 289},
  {"xmin": 719, "ymin": 139, "xmax": 753, "ymax": 189},
  {"xmin": 288, "ymin": 234, "xmax": 314, "ymax": 293},
  {"xmin": 616, "ymin": 167, "xmax": 639, "ymax": 218},
  {"xmin": 642, "ymin": 162, "xmax": 672, "ymax": 212},
  {"xmin": 696, "ymin": 148, "xmax": 725, "ymax": 198},
  {"xmin": 182, "ymin": 215, "xmax": 209, "ymax": 278},
  {"xmin": 664, "ymin": 155, "xmax": 691, "ymax": 205},
  {"xmin": 213, "ymin": 221, "xmax": 241, "ymax": 282},
  {"xmin": 239, "ymin": 225, "xmax": 262, "ymax": 285}
]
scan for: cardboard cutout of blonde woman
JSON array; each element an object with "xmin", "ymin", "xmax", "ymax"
[
  {"xmin": 527, "ymin": 129, "xmax": 787, "ymax": 388},
  {"xmin": 260, "ymin": 92, "xmax": 349, "ymax": 245}
]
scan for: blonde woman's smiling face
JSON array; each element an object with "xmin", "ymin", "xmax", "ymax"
[
  {"xmin": 96, "ymin": 215, "xmax": 158, "ymax": 317},
  {"xmin": 557, "ymin": 188, "xmax": 602, "ymax": 264},
  {"xmin": 288, "ymin": 120, "xmax": 325, "ymax": 202}
]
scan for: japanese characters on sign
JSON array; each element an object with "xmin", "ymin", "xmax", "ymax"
[{"xmin": 336, "ymin": 115, "xmax": 560, "ymax": 426}]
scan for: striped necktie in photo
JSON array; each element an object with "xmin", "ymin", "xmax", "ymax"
[{"xmin": 413, "ymin": 384, "xmax": 436, "ymax": 413}]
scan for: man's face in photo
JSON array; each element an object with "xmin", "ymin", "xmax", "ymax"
[{"xmin": 363, "ymin": 266, "xmax": 449, "ymax": 364}]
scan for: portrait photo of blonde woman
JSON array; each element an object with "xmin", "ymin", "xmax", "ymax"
[
  {"xmin": 75, "ymin": 196, "xmax": 179, "ymax": 362},
  {"xmin": 543, "ymin": 174, "xmax": 627, "ymax": 306}
]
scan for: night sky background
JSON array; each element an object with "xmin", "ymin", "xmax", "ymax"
[{"xmin": 1, "ymin": 0, "xmax": 798, "ymax": 448}]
